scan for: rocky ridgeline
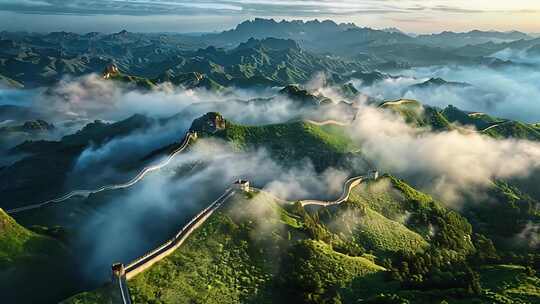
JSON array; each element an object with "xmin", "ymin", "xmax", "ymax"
[
  {"xmin": 0, "ymin": 119, "xmax": 55, "ymax": 133},
  {"xmin": 102, "ymin": 63, "xmax": 120, "ymax": 79},
  {"xmin": 20, "ymin": 120, "xmax": 55, "ymax": 131},
  {"xmin": 189, "ymin": 112, "xmax": 226, "ymax": 135},
  {"xmin": 279, "ymin": 84, "xmax": 333, "ymax": 106}
]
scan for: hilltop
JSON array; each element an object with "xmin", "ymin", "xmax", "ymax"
[
  {"xmin": 279, "ymin": 85, "xmax": 333, "ymax": 106},
  {"xmin": 408, "ymin": 77, "xmax": 472, "ymax": 89},
  {"xmin": 188, "ymin": 112, "xmax": 362, "ymax": 172},
  {"xmin": 380, "ymin": 99, "xmax": 453, "ymax": 131}
]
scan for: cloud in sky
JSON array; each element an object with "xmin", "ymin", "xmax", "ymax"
[
  {"xmin": 1, "ymin": 0, "xmax": 540, "ymax": 33},
  {"xmin": 1, "ymin": 1, "xmax": 539, "ymax": 16}
]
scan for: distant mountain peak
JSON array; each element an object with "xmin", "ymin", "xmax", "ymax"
[
  {"xmin": 381, "ymin": 27, "xmax": 406, "ymax": 35},
  {"xmin": 410, "ymin": 77, "xmax": 472, "ymax": 89},
  {"xmin": 425, "ymin": 77, "xmax": 447, "ymax": 85},
  {"xmin": 211, "ymin": 18, "xmax": 360, "ymax": 45},
  {"xmin": 237, "ymin": 37, "xmax": 300, "ymax": 51}
]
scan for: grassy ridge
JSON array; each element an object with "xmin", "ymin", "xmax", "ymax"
[
  {"xmin": 380, "ymin": 99, "xmax": 452, "ymax": 131},
  {"xmin": 480, "ymin": 265, "xmax": 540, "ymax": 304},
  {"xmin": 64, "ymin": 190, "xmax": 388, "ymax": 304},
  {"xmin": 62, "ymin": 117, "xmax": 538, "ymax": 304},
  {"xmin": 382, "ymin": 99, "xmax": 540, "ymax": 141},
  {"xmin": 216, "ymin": 120, "xmax": 359, "ymax": 171},
  {"xmin": 221, "ymin": 121, "xmax": 354, "ymax": 152},
  {"xmin": 0, "ymin": 209, "xmax": 77, "ymax": 304},
  {"xmin": 0, "ymin": 208, "xmax": 56, "ymax": 264},
  {"xmin": 64, "ymin": 176, "xmax": 539, "ymax": 304}
]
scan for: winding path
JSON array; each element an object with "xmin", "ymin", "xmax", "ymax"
[
  {"xmin": 250, "ymin": 175, "xmax": 368, "ymax": 208},
  {"xmin": 298, "ymin": 176, "xmax": 365, "ymax": 207},
  {"xmin": 5, "ymin": 119, "xmax": 351, "ymax": 215},
  {"xmin": 305, "ymin": 119, "xmax": 350, "ymax": 127},
  {"xmin": 480, "ymin": 122, "xmax": 506, "ymax": 133},
  {"xmin": 114, "ymin": 173, "xmax": 374, "ymax": 303},
  {"xmin": 113, "ymin": 188, "xmax": 236, "ymax": 304},
  {"xmin": 6, "ymin": 132, "xmax": 197, "ymax": 214},
  {"xmin": 123, "ymin": 188, "xmax": 235, "ymax": 279}
]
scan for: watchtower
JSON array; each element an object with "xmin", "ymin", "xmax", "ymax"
[
  {"xmin": 111, "ymin": 263, "xmax": 126, "ymax": 281},
  {"xmin": 233, "ymin": 179, "xmax": 250, "ymax": 192},
  {"xmin": 368, "ymin": 170, "xmax": 379, "ymax": 180},
  {"xmin": 103, "ymin": 63, "xmax": 119, "ymax": 79}
]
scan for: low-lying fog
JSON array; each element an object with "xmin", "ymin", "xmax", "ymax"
[
  {"xmin": 2, "ymin": 58, "xmax": 540, "ymax": 287},
  {"xmin": 354, "ymin": 63, "xmax": 540, "ymax": 123}
]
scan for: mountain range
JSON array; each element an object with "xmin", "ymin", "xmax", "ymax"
[
  {"xmin": 2, "ymin": 19, "xmax": 540, "ymax": 89},
  {"xmin": 1, "ymin": 17, "xmax": 540, "ymax": 304}
]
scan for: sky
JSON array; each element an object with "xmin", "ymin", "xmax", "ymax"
[{"xmin": 0, "ymin": 0, "xmax": 540, "ymax": 33}]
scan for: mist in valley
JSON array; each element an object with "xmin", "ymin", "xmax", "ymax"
[
  {"xmin": 354, "ymin": 62, "xmax": 540, "ymax": 123},
  {"xmin": 3, "ymin": 75, "xmax": 362, "ymax": 286},
  {"xmin": 3, "ymin": 52, "xmax": 540, "ymax": 291}
]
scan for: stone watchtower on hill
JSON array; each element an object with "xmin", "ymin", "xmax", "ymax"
[
  {"xmin": 111, "ymin": 263, "xmax": 125, "ymax": 280},
  {"xmin": 189, "ymin": 112, "xmax": 226, "ymax": 135},
  {"xmin": 233, "ymin": 180, "xmax": 250, "ymax": 192},
  {"xmin": 103, "ymin": 63, "xmax": 120, "ymax": 79},
  {"xmin": 368, "ymin": 170, "xmax": 379, "ymax": 180}
]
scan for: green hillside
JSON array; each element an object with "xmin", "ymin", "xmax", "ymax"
[
  {"xmin": 463, "ymin": 180, "xmax": 540, "ymax": 250},
  {"xmin": 482, "ymin": 121, "xmax": 540, "ymax": 141},
  {"xmin": 480, "ymin": 265, "xmax": 540, "ymax": 303},
  {"xmin": 380, "ymin": 99, "xmax": 452, "ymax": 131},
  {"xmin": 441, "ymin": 105, "xmax": 503, "ymax": 130},
  {"xmin": 0, "ymin": 209, "xmax": 76, "ymax": 303},
  {"xmin": 324, "ymin": 176, "xmax": 474, "ymax": 257},
  {"xmin": 64, "ymin": 190, "xmax": 387, "ymax": 304},
  {"xmin": 0, "ymin": 114, "xmax": 155, "ymax": 209},
  {"xmin": 64, "ymin": 176, "xmax": 539, "ymax": 304},
  {"xmin": 382, "ymin": 100, "xmax": 540, "ymax": 141},
  {"xmin": 190, "ymin": 113, "xmax": 361, "ymax": 171},
  {"xmin": 0, "ymin": 208, "xmax": 55, "ymax": 264},
  {"xmin": 328, "ymin": 205, "xmax": 429, "ymax": 256}
]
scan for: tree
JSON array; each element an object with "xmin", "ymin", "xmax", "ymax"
[{"xmin": 464, "ymin": 267, "xmax": 482, "ymax": 296}]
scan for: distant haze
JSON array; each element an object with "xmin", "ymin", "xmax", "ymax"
[{"xmin": 0, "ymin": 0, "xmax": 540, "ymax": 33}]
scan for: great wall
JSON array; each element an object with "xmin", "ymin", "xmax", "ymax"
[
  {"xmin": 304, "ymin": 119, "xmax": 350, "ymax": 127},
  {"xmin": 298, "ymin": 171, "xmax": 377, "ymax": 207},
  {"xmin": 5, "ymin": 118, "xmax": 352, "ymax": 215},
  {"xmin": 2, "ymin": 115, "xmax": 373, "ymax": 303},
  {"xmin": 111, "ymin": 172, "xmax": 378, "ymax": 304},
  {"xmin": 6, "ymin": 132, "xmax": 198, "ymax": 214},
  {"xmin": 111, "ymin": 187, "xmax": 238, "ymax": 304}
]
